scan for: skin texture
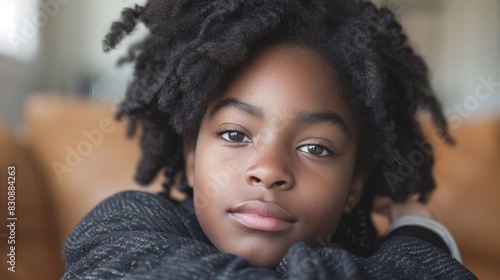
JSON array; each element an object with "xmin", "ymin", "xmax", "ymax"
[{"xmin": 184, "ymin": 44, "xmax": 369, "ymax": 268}]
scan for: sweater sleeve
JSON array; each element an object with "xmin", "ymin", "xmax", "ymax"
[
  {"xmin": 62, "ymin": 191, "xmax": 363, "ymax": 280},
  {"xmin": 387, "ymin": 215, "xmax": 462, "ymax": 262},
  {"xmin": 62, "ymin": 191, "xmax": 476, "ymax": 280}
]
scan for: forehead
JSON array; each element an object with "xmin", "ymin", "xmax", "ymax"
[
  {"xmin": 230, "ymin": 44, "xmax": 336, "ymax": 96},
  {"xmin": 208, "ymin": 43, "xmax": 357, "ymax": 135}
]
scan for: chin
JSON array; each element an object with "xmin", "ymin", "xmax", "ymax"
[
  {"xmin": 242, "ymin": 253, "xmax": 282, "ymax": 268},
  {"xmin": 218, "ymin": 242, "xmax": 286, "ymax": 268}
]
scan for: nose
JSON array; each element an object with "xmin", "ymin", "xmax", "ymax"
[{"xmin": 245, "ymin": 144, "xmax": 294, "ymax": 190}]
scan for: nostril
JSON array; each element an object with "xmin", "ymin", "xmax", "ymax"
[
  {"xmin": 251, "ymin": 176, "xmax": 262, "ymax": 184},
  {"xmin": 248, "ymin": 176, "xmax": 289, "ymax": 189}
]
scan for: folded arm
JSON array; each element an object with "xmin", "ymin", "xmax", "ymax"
[
  {"xmin": 63, "ymin": 191, "xmax": 362, "ymax": 279},
  {"xmin": 63, "ymin": 191, "xmax": 475, "ymax": 279}
]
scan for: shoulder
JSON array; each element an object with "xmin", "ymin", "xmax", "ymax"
[
  {"xmin": 91, "ymin": 190, "xmax": 179, "ymax": 213},
  {"xmin": 89, "ymin": 190, "xmax": 183, "ymax": 224},
  {"xmin": 66, "ymin": 191, "xmax": 191, "ymax": 242},
  {"xmin": 370, "ymin": 236, "xmax": 477, "ymax": 279}
]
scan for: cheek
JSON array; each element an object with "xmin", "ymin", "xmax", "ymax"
[
  {"xmin": 193, "ymin": 147, "xmax": 238, "ymax": 198},
  {"xmin": 298, "ymin": 185, "xmax": 347, "ymax": 223},
  {"xmin": 192, "ymin": 157, "xmax": 229, "ymax": 210},
  {"xmin": 293, "ymin": 166, "xmax": 353, "ymax": 239},
  {"xmin": 192, "ymin": 161, "xmax": 232, "ymax": 250},
  {"xmin": 297, "ymin": 192, "xmax": 346, "ymax": 246},
  {"xmin": 191, "ymin": 138, "xmax": 240, "ymax": 230}
]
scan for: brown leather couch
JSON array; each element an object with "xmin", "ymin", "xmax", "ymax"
[{"xmin": 0, "ymin": 93, "xmax": 498, "ymax": 279}]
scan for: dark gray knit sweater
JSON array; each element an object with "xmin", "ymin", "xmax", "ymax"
[{"xmin": 62, "ymin": 191, "xmax": 476, "ymax": 279}]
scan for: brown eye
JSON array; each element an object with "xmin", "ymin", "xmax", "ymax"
[
  {"xmin": 309, "ymin": 145, "xmax": 323, "ymax": 155},
  {"xmin": 298, "ymin": 144, "xmax": 331, "ymax": 157},
  {"xmin": 221, "ymin": 131, "xmax": 250, "ymax": 142}
]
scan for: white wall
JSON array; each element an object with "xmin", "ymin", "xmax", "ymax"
[
  {"xmin": 0, "ymin": 55, "xmax": 41, "ymax": 127},
  {"xmin": 0, "ymin": 0, "xmax": 41, "ymax": 127},
  {"xmin": 391, "ymin": 0, "xmax": 500, "ymax": 119},
  {"xmin": 0, "ymin": 0, "xmax": 146, "ymax": 127},
  {"xmin": 39, "ymin": 0, "xmax": 147, "ymax": 99}
]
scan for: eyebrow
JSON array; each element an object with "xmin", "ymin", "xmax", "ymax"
[
  {"xmin": 209, "ymin": 97, "xmax": 350, "ymax": 137},
  {"xmin": 294, "ymin": 111, "xmax": 351, "ymax": 137},
  {"xmin": 209, "ymin": 97, "xmax": 264, "ymax": 119}
]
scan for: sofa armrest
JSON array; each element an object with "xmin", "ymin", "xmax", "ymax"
[{"xmin": 0, "ymin": 120, "xmax": 62, "ymax": 280}]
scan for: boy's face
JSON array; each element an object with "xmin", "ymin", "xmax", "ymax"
[{"xmin": 184, "ymin": 44, "xmax": 366, "ymax": 268}]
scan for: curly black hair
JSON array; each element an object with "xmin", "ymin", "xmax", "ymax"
[{"xmin": 104, "ymin": 0, "xmax": 454, "ymax": 256}]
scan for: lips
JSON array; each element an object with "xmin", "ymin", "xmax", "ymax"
[{"xmin": 229, "ymin": 200, "xmax": 297, "ymax": 232}]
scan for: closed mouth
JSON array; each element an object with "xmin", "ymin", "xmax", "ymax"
[{"xmin": 228, "ymin": 200, "xmax": 297, "ymax": 232}]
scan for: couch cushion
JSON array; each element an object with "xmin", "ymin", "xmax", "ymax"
[
  {"xmin": 0, "ymin": 120, "xmax": 62, "ymax": 280},
  {"xmin": 372, "ymin": 117, "xmax": 500, "ymax": 279},
  {"xmin": 23, "ymin": 94, "xmax": 167, "ymax": 267},
  {"xmin": 424, "ymin": 118, "xmax": 500, "ymax": 279}
]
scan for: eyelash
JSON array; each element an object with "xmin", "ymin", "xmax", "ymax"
[
  {"xmin": 216, "ymin": 129, "xmax": 252, "ymax": 144},
  {"xmin": 215, "ymin": 129, "xmax": 335, "ymax": 158},
  {"xmin": 297, "ymin": 142, "xmax": 334, "ymax": 159}
]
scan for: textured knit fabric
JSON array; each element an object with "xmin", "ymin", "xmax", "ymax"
[
  {"xmin": 388, "ymin": 226, "xmax": 451, "ymax": 256},
  {"xmin": 62, "ymin": 191, "xmax": 477, "ymax": 280},
  {"xmin": 389, "ymin": 215, "xmax": 462, "ymax": 263}
]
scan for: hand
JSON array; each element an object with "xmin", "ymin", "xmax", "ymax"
[{"xmin": 372, "ymin": 196, "xmax": 434, "ymax": 224}]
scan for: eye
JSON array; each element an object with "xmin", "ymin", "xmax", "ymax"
[
  {"xmin": 220, "ymin": 131, "xmax": 251, "ymax": 143},
  {"xmin": 298, "ymin": 144, "xmax": 332, "ymax": 157}
]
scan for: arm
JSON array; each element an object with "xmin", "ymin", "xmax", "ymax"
[
  {"xmin": 63, "ymin": 191, "xmax": 475, "ymax": 279},
  {"xmin": 62, "ymin": 191, "xmax": 362, "ymax": 279},
  {"xmin": 369, "ymin": 197, "xmax": 476, "ymax": 279},
  {"xmin": 373, "ymin": 197, "xmax": 462, "ymax": 262}
]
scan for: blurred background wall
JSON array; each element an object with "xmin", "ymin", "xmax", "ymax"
[
  {"xmin": 0, "ymin": 0, "xmax": 147, "ymax": 128},
  {"xmin": 0, "ymin": 0, "xmax": 499, "ymax": 128}
]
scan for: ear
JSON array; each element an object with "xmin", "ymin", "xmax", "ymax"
[
  {"xmin": 344, "ymin": 166, "xmax": 372, "ymax": 214},
  {"xmin": 183, "ymin": 138, "xmax": 195, "ymax": 188}
]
